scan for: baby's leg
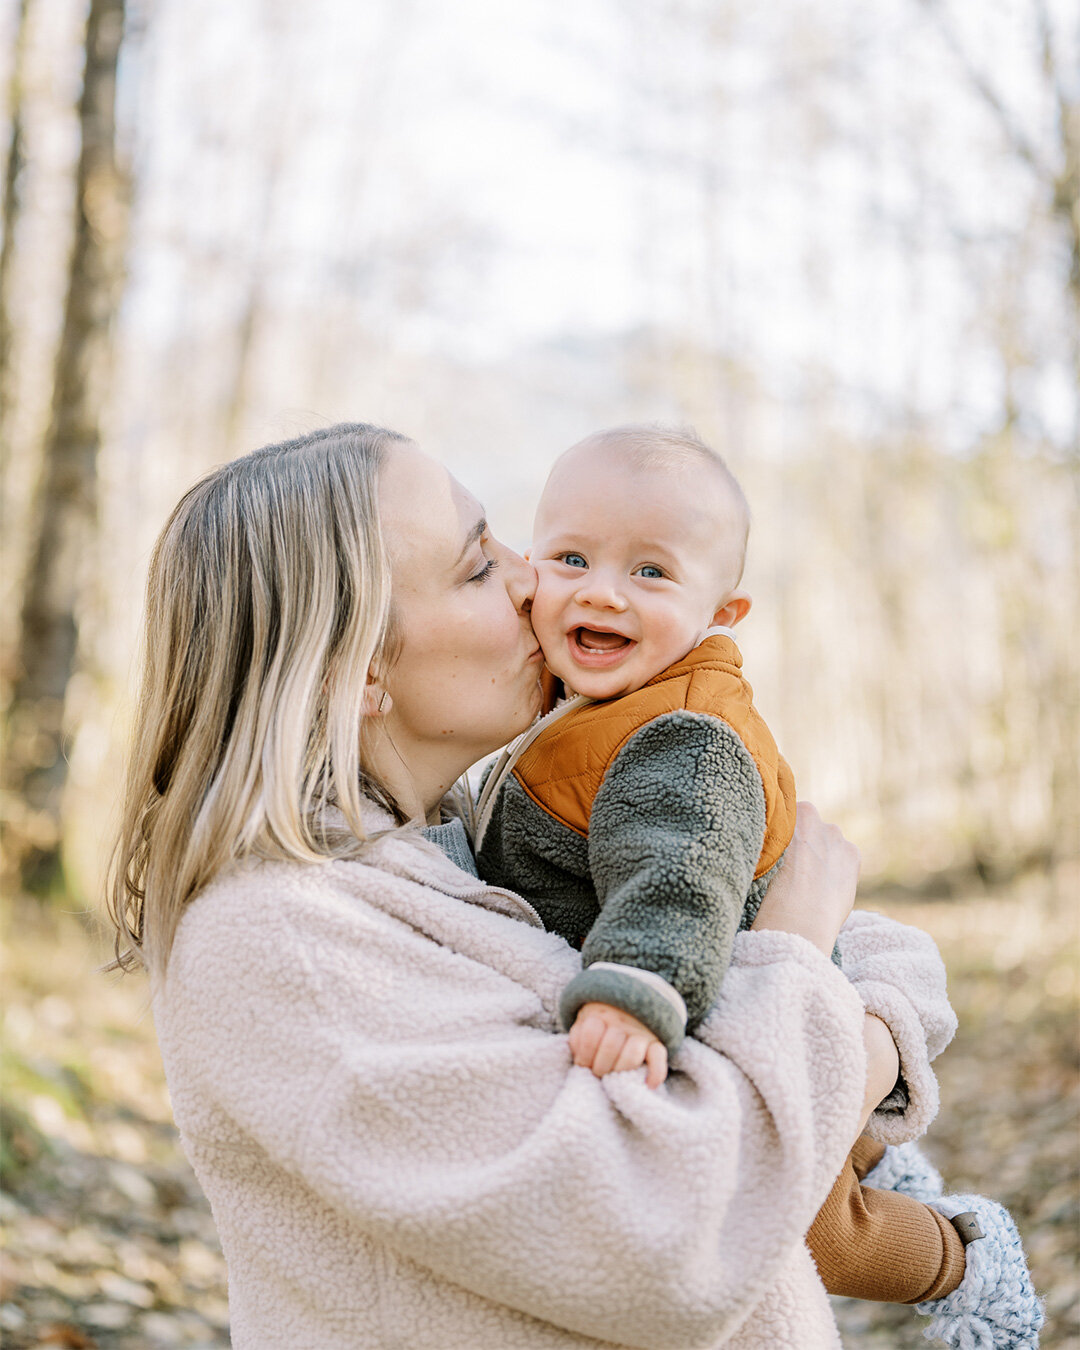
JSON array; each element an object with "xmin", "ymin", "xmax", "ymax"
[
  {"xmin": 807, "ymin": 1138, "xmax": 966, "ymax": 1303},
  {"xmin": 824, "ymin": 1139, "xmax": 1046, "ymax": 1346}
]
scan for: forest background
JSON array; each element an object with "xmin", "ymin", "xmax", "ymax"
[{"xmin": 0, "ymin": 1, "xmax": 1077, "ymax": 1347}]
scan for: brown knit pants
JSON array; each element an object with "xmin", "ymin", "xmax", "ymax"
[{"xmin": 807, "ymin": 1136, "xmax": 966, "ymax": 1303}]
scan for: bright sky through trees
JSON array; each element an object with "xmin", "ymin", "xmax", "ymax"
[{"xmin": 109, "ymin": 0, "xmax": 1079, "ymax": 455}]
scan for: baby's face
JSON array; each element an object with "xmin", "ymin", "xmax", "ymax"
[{"xmin": 530, "ymin": 446, "xmax": 741, "ymax": 701}]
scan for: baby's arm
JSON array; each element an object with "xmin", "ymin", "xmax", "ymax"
[{"xmin": 560, "ymin": 711, "xmax": 766, "ymax": 1064}]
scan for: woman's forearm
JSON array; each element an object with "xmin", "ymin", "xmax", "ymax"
[{"xmin": 859, "ymin": 1012, "xmax": 901, "ymax": 1133}]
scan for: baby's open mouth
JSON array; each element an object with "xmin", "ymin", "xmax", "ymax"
[
  {"xmin": 575, "ymin": 627, "xmax": 629, "ymax": 651},
  {"xmin": 568, "ymin": 628, "xmax": 635, "ymax": 667}
]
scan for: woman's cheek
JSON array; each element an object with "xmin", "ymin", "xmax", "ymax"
[{"xmin": 488, "ymin": 581, "xmax": 527, "ymax": 645}]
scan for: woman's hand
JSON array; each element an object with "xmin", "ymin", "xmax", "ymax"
[{"xmin": 751, "ymin": 801, "xmax": 860, "ymax": 956}]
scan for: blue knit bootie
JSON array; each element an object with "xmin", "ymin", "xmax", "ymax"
[
  {"xmin": 918, "ymin": 1193, "xmax": 1044, "ymax": 1349},
  {"xmin": 862, "ymin": 1140, "xmax": 944, "ymax": 1203}
]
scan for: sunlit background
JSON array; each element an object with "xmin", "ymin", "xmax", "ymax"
[{"xmin": 0, "ymin": 1, "xmax": 1077, "ymax": 1346}]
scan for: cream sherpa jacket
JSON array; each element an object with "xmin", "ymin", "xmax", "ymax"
[{"xmin": 153, "ymin": 806, "xmax": 954, "ymax": 1350}]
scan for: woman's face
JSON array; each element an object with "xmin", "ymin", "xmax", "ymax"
[{"xmin": 377, "ymin": 443, "xmax": 543, "ymax": 813}]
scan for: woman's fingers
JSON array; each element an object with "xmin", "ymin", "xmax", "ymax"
[{"xmin": 795, "ymin": 800, "xmax": 861, "ymax": 884}]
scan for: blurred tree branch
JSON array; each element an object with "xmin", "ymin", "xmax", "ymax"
[{"xmin": 917, "ymin": 0, "xmax": 1079, "ymax": 316}]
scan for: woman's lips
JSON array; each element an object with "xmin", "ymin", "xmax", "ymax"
[{"xmin": 567, "ymin": 627, "xmax": 636, "ymax": 668}]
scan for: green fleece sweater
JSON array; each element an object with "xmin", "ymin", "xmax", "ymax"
[{"xmin": 475, "ymin": 634, "xmax": 801, "ymax": 1052}]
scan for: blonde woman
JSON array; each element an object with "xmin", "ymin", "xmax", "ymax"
[{"xmin": 111, "ymin": 424, "xmax": 942, "ymax": 1349}]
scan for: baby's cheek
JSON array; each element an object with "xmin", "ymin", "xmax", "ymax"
[
  {"xmin": 529, "ymin": 573, "xmax": 564, "ymax": 657},
  {"xmin": 649, "ymin": 606, "xmax": 705, "ymax": 663}
]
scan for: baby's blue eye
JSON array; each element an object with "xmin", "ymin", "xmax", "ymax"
[
  {"xmin": 561, "ymin": 553, "xmax": 587, "ymax": 569},
  {"xmin": 637, "ymin": 564, "xmax": 665, "ymax": 579}
]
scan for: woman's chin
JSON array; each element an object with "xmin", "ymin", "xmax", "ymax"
[
  {"xmin": 525, "ymin": 677, "xmax": 544, "ymax": 723},
  {"xmin": 494, "ymin": 681, "xmax": 544, "ymax": 746}
]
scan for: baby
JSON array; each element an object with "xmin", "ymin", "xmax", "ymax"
[
  {"xmin": 477, "ymin": 423, "xmax": 793, "ymax": 1079},
  {"xmin": 474, "ymin": 424, "xmax": 1043, "ymax": 1341}
]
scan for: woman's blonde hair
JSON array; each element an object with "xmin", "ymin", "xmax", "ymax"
[{"xmin": 107, "ymin": 422, "xmax": 408, "ymax": 974}]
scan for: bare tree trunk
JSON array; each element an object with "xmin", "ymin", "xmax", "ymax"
[
  {"xmin": 0, "ymin": 0, "xmax": 33, "ymax": 536},
  {"xmin": 2, "ymin": 0, "xmax": 127, "ymax": 898}
]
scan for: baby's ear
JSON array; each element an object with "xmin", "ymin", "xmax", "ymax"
[{"xmin": 712, "ymin": 592, "xmax": 751, "ymax": 628}]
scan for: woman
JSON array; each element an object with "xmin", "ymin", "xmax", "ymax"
[{"xmin": 110, "ymin": 423, "xmax": 931, "ymax": 1349}]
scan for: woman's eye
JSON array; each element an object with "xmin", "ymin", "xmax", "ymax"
[
  {"xmin": 468, "ymin": 558, "xmax": 499, "ymax": 584},
  {"xmin": 560, "ymin": 553, "xmax": 587, "ymax": 569},
  {"xmin": 636, "ymin": 564, "xmax": 665, "ymax": 579}
]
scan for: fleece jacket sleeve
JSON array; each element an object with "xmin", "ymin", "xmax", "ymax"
[
  {"xmin": 838, "ymin": 909, "xmax": 958, "ymax": 1143},
  {"xmin": 160, "ymin": 877, "xmax": 865, "ymax": 1350},
  {"xmin": 562, "ymin": 711, "xmax": 766, "ymax": 1043}
]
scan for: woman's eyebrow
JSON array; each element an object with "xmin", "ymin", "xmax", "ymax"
[{"xmin": 453, "ymin": 515, "xmax": 487, "ymax": 567}]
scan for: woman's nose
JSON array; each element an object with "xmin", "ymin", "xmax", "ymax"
[{"xmin": 498, "ymin": 540, "xmax": 537, "ymax": 613}]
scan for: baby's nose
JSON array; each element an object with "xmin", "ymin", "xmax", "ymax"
[{"xmin": 575, "ymin": 575, "xmax": 627, "ymax": 610}]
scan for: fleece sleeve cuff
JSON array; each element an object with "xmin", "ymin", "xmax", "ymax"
[
  {"xmin": 838, "ymin": 910, "xmax": 958, "ymax": 1143},
  {"xmin": 558, "ymin": 963, "xmax": 688, "ymax": 1052}
]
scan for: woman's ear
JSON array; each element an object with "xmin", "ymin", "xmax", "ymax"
[
  {"xmin": 359, "ymin": 683, "xmax": 393, "ymax": 717},
  {"xmin": 712, "ymin": 592, "xmax": 752, "ymax": 628}
]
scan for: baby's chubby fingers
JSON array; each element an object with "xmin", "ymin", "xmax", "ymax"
[
  {"xmin": 591, "ymin": 1026, "xmax": 631, "ymax": 1078},
  {"xmin": 568, "ymin": 1010, "xmax": 607, "ymax": 1068},
  {"xmin": 611, "ymin": 1036, "xmax": 651, "ymax": 1075},
  {"xmin": 644, "ymin": 1040, "xmax": 668, "ymax": 1089},
  {"xmin": 568, "ymin": 1002, "xmax": 664, "ymax": 1080}
]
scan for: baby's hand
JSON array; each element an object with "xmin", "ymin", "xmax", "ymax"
[{"xmin": 568, "ymin": 1001, "xmax": 668, "ymax": 1088}]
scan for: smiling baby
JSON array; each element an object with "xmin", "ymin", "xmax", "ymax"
[{"xmin": 477, "ymin": 423, "xmax": 791, "ymax": 1084}]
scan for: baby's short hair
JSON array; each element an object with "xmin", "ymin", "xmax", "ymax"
[{"xmin": 568, "ymin": 423, "xmax": 751, "ymax": 584}]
